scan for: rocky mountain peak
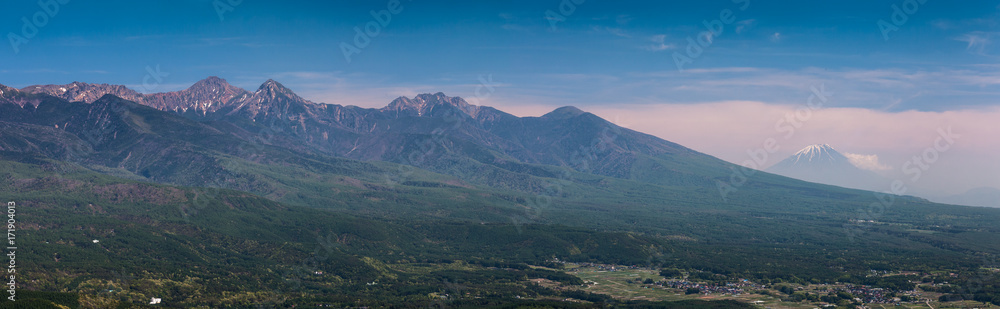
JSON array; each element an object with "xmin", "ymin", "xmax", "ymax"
[
  {"xmin": 257, "ymin": 79, "xmax": 285, "ymax": 92},
  {"xmin": 190, "ymin": 76, "xmax": 232, "ymax": 90},
  {"xmin": 384, "ymin": 93, "xmax": 478, "ymax": 117},
  {"xmin": 0, "ymin": 83, "xmax": 26, "ymax": 106},
  {"xmin": 264, "ymin": 79, "xmax": 308, "ymax": 100},
  {"xmin": 251, "ymin": 79, "xmax": 305, "ymax": 102},
  {"xmin": 140, "ymin": 77, "xmax": 250, "ymax": 113},
  {"xmin": 20, "ymin": 82, "xmax": 144, "ymax": 103},
  {"xmin": 0, "ymin": 83, "xmax": 15, "ymax": 96}
]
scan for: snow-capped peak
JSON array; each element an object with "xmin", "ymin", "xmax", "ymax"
[
  {"xmin": 767, "ymin": 143, "xmax": 887, "ymax": 191},
  {"xmin": 788, "ymin": 144, "xmax": 845, "ymax": 165},
  {"xmin": 794, "ymin": 144, "xmax": 835, "ymax": 156}
]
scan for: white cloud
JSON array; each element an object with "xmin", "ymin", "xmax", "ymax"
[
  {"xmin": 957, "ymin": 31, "xmax": 996, "ymax": 54},
  {"xmin": 843, "ymin": 153, "xmax": 892, "ymax": 171},
  {"xmin": 644, "ymin": 34, "xmax": 675, "ymax": 51}
]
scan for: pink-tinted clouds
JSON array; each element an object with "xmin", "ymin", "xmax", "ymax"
[{"xmin": 495, "ymin": 101, "xmax": 1000, "ymax": 196}]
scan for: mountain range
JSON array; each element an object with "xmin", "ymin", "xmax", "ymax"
[
  {"xmin": 3, "ymin": 77, "xmax": 1000, "ymax": 306},
  {"xmin": 5, "ymin": 77, "xmax": 737, "ymax": 191},
  {"xmin": 0, "ymin": 77, "xmax": 963, "ymax": 213}
]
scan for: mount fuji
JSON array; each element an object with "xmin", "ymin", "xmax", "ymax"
[{"xmin": 767, "ymin": 144, "xmax": 887, "ymax": 192}]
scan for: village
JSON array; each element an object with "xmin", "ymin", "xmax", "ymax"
[{"xmin": 534, "ymin": 262, "xmax": 971, "ymax": 309}]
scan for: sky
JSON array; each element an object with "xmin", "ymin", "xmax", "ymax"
[{"xmin": 2, "ymin": 0, "xmax": 998, "ymax": 196}]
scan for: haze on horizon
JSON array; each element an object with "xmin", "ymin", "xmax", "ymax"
[{"xmin": 2, "ymin": 0, "xmax": 997, "ymax": 197}]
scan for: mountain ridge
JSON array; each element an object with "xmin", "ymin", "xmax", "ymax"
[
  {"xmin": 15, "ymin": 77, "xmax": 490, "ymax": 117},
  {"xmin": 8, "ymin": 78, "xmax": 727, "ymax": 186}
]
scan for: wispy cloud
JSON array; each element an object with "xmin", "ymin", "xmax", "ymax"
[
  {"xmin": 931, "ymin": 19, "xmax": 956, "ymax": 30},
  {"xmin": 634, "ymin": 67, "xmax": 1000, "ymax": 110},
  {"xmin": 21, "ymin": 69, "xmax": 70, "ymax": 74},
  {"xmin": 735, "ymin": 19, "xmax": 756, "ymax": 34},
  {"xmin": 957, "ymin": 31, "xmax": 996, "ymax": 54},
  {"xmin": 770, "ymin": 32, "xmax": 782, "ymax": 42},
  {"xmin": 643, "ymin": 34, "xmax": 675, "ymax": 51},
  {"xmin": 500, "ymin": 13, "xmax": 531, "ymax": 32}
]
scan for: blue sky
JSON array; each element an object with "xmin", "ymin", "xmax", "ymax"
[
  {"xmin": 3, "ymin": 0, "xmax": 998, "ymax": 110},
  {"xmin": 3, "ymin": 0, "xmax": 999, "ymax": 195}
]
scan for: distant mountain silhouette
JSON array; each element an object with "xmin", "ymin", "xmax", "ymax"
[
  {"xmin": 935, "ymin": 187, "xmax": 1000, "ymax": 208},
  {"xmin": 767, "ymin": 144, "xmax": 887, "ymax": 191}
]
